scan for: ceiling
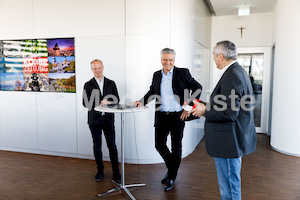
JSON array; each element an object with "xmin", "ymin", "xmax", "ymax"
[{"xmin": 206, "ymin": 0, "xmax": 278, "ymax": 16}]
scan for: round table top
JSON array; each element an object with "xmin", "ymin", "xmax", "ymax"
[{"xmin": 94, "ymin": 104, "xmax": 148, "ymax": 113}]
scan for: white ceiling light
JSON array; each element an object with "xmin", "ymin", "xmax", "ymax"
[{"xmin": 238, "ymin": 6, "xmax": 250, "ymax": 16}]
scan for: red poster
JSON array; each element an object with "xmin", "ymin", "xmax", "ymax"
[{"xmin": 23, "ymin": 57, "xmax": 49, "ymax": 73}]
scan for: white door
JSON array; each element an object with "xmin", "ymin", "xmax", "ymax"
[{"xmin": 237, "ymin": 47, "xmax": 272, "ymax": 133}]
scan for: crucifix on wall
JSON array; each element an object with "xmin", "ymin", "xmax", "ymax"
[{"xmin": 237, "ymin": 26, "xmax": 246, "ymax": 38}]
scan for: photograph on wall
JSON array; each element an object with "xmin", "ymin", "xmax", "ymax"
[
  {"xmin": 48, "ymin": 73, "xmax": 75, "ymax": 92},
  {"xmin": 0, "ymin": 72, "xmax": 24, "ymax": 91},
  {"xmin": 30, "ymin": 39, "xmax": 48, "ymax": 57},
  {"xmin": 47, "ymin": 38, "xmax": 74, "ymax": 57},
  {"xmin": 0, "ymin": 37, "xmax": 75, "ymax": 93},
  {"xmin": 48, "ymin": 56, "xmax": 75, "ymax": 73},
  {"xmin": 23, "ymin": 57, "xmax": 49, "ymax": 74},
  {"xmin": 1, "ymin": 40, "xmax": 48, "ymax": 58},
  {"xmin": 2, "ymin": 40, "xmax": 32, "ymax": 57},
  {"xmin": 0, "ymin": 57, "xmax": 24, "ymax": 73},
  {"xmin": 23, "ymin": 73, "xmax": 49, "ymax": 92}
]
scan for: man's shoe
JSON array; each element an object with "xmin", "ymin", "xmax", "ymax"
[
  {"xmin": 113, "ymin": 173, "xmax": 121, "ymax": 184},
  {"xmin": 161, "ymin": 173, "xmax": 169, "ymax": 184},
  {"xmin": 164, "ymin": 179, "xmax": 174, "ymax": 192},
  {"xmin": 95, "ymin": 171, "xmax": 104, "ymax": 182}
]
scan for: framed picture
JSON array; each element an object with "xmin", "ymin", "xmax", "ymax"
[{"xmin": 0, "ymin": 38, "xmax": 75, "ymax": 93}]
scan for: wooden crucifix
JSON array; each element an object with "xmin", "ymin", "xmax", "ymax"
[{"xmin": 237, "ymin": 26, "xmax": 246, "ymax": 38}]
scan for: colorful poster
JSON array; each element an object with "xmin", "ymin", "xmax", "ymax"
[
  {"xmin": 47, "ymin": 38, "xmax": 74, "ymax": 57},
  {"xmin": 23, "ymin": 73, "xmax": 49, "ymax": 91},
  {"xmin": 48, "ymin": 56, "xmax": 75, "ymax": 73},
  {"xmin": 0, "ymin": 38, "xmax": 75, "ymax": 93},
  {"xmin": 23, "ymin": 57, "xmax": 49, "ymax": 73},
  {"xmin": 0, "ymin": 57, "xmax": 24, "ymax": 73},
  {"xmin": 48, "ymin": 73, "xmax": 75, "ymax": 93},
  {"xmin": 2, "ymin": 40, "xmax": 48, "ymax": 58},
  {"xmin": 0, "ymin": 72, "xmax": 24, "ymax": 91}
]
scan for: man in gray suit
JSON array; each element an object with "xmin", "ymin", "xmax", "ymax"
[{"xmin": 191, "ymin": 40, "xmax": 256, "ymax": 200}]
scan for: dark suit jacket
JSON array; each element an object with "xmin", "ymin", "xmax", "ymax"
[
  {"xmin": 204, "ymin": 62, "xmax": 257, "ymax": 158},
  {"xmin": 83, "ymin": 77, "xmax": 120, "ymax": 125},
  {"xmin": 140, "ymin": 66, "xmax": 202, "ymax": 126}
]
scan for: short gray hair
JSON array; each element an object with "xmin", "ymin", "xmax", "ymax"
[
  {"xmin": 214, "ymin": 41, "xmax": 237, "ymax": 60},
  {"xmin": 160, "ymin": 48, "xmax": 176, "ymax": 59},
  {"xmin": 90, "ymin": 59, "xmax": 103, "ymax": 68}
]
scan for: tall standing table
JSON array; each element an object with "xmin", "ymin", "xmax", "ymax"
[{"xmin": 94, "ymin": 105, "xmax": 148, "ymax": 200}]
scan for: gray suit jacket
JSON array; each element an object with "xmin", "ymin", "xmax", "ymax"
[{"xmin": 204, "ymin": 62, "xmax": 257, "ymax": 158}]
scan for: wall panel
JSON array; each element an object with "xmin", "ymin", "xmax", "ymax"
[
  {"xmin": 0, "ymin": 92, "xmax": 38, "ymax": 149},
  {"xmin": 36, "ymin": 93, "xmax": 77, "ymax": 153},
  {"xmin": 33, "ymin": 0, "xmax": 125, "ymax": 38},
  {"xmin": 270, "ymin": 0, "xmax": 300, "ymax": 156},
  {"xmin": 126, "ymin": 0, "xmax": 170, "ymax": 36},
  {"xmin": 0, "ymin": 0, "xmax": 34, "ymax": 39}
]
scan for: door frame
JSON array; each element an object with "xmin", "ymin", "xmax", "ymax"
[{"xmin": 237, "ymin": 47, "xmax": 272, "ymax": 134}]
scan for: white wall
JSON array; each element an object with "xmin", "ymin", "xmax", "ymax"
[
  {"xmin": 0, "ymin": 0, "xmax": 211, "ymax": 163},
  {"xmin": 210, "ymin": 13, "xmax": 273, "ymax": 89},
  {"xmin": 0, "ymin": 92, "xmax": 38, "ymax": 149},
  {"xmin": 270, "ymin": 0, "xmax": 300, "ymax": 156}
]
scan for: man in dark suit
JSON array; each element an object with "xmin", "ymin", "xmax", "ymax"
[
  {"xmin": 133, "ymin": 48, "xmax": 202, "ymax": 191},
  {"xmin": 191, "ymin": 41, "xmax": 257, "ymax": 200},
  {"xmin": 82, "ymin": 59, "xmax": 121, "ymax": 183}
]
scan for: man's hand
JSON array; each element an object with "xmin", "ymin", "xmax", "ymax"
[
  {"xmin": 100, "ymin": 99, "xmax": 110, "ymax": 106},
  {"xmin": 189, "ymin": 99, "xmax": 206, "ymax": 117},
  {"xmin": 132, "ymin": 101, "xmax": 142, "ymax": 107},
  {"xmin": 180, "ymin": 110, "xmax": 190, "ymax": 121}
]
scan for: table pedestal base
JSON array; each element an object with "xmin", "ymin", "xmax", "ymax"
[{"xmin": 98, "ymin": 181, "xmax": 145, "ymax": 200}]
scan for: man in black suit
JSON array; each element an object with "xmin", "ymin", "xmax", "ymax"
[
  {"xmin": 82, "ymin": 59, "xmax": 121, "ymax": 183},
  {"xmin": 191, "ymin": 41, "xmax": 256, "ymax": 200},
  {"xmin": 133, "ymin": 48, "xmax": 202, "ymax": 191}
]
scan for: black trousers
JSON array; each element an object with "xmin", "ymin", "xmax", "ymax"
[
  {"xmin": 155, "ymin": 111, "xmax": 185, "ymax": 180},
  {"xmin": 89, "ymin": 116, "xmax": 119, "ymax": 174}
]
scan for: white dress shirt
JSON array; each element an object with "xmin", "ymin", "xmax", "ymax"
[
  {"xmin": 95, "ymin": 77, "xmax": 104, "ymax": 115},
  {"xmin": 95, "ymin": 76, "xmax": 104, "ymax": 95},
  {"xmin": 217, "ymin": 61, "xmax": 237, "ymax": 81},
  {"xmin": 160, "ymin": 68, "xmax": 182, "ymax": 112}
]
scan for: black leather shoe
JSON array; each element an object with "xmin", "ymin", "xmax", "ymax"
[
  {"xmin": 95, "ymin": 171, "xmax": 104, "ymax": 182},
  {"xmin": 161, "ymin": 173, "xmax": 169, "ymax": 184},
  {"xmin": 164, "ymin": 179, "xmax": 174, "ymax": 192},
  {"xmin": 113, "ymin": 173, "xmax": 121, "ymax": 184}
]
